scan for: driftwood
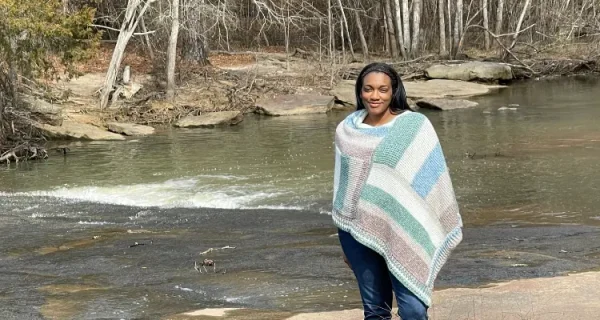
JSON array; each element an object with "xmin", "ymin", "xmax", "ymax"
[{"xmin": 0, "ymin": 143, "xmax": 48, "ymax": 164}]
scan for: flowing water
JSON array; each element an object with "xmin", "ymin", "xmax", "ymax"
[
  {"xmin": 1, "ymin": 76, "xmax": 599, "ymax": 225},
  {"xmin": 0, "ymin": 76, "xmax": 599, "ymax": 319}
]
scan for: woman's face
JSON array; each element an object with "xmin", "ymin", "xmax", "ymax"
[{"xmin": 360, "ymin": 72, "xmax": 393, "ymax": 120}]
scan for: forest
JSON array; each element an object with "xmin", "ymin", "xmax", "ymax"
[{"xmin": 1, "ymin": 0, "xmax": 599, "ymax": 149}]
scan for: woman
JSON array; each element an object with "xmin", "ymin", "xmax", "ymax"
[{"xmin": 332, "ymin": 63, "xmax": 463, "ymax": 320}]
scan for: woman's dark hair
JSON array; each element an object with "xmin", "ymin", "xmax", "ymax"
[{"xmin": 355, "ymin": 62, "xmax": 409, "ymax": 113}]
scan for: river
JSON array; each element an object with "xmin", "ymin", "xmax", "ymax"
[{"xmin": 0, "ymin": 76, "xmax": 599, "ymax": 319}]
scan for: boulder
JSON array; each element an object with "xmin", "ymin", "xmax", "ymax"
[
  {"xmin": 255, "ymin": 95, "xmax": 335, "ymax": 116},
  {"xmin": 107, "ymin": 122, "xmax": 155, "ymax": 136},
  {"xmin": 34, "ymin": 121, "xmax": 125, "ymax": 141},
  {"xmin": 174, "ymin": 111, "xmax": 243, "ymax": 128},
  {"xmin": 416, "ymin": 98, "xmax": 479, "ymax": 111},
  {"xmin": 20, "ymin": 96, "xmax": 63, "ymax": 126},
  {"xmin": 426, "ymin": 62, "xmax": 513, "ymax": 81},
  {"xmin": 404, "ymin": 80, "xmax": 503, "ymax": 99},
  {"xmin": 330, "ymin": 80, "xmax": 356, "ymax": 105}
]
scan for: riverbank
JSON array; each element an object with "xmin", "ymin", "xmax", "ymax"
[
  {"xmin": 8, "ymin": 45, "xmax": 596, "ymax": 147},
  {"xmin": 2, "ymin": 195, "xmax": 600, "ymax": 319}
]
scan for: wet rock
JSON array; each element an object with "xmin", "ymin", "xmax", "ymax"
[
  {"xmin": 255, "ymin": 94, "xmax": 334, "ymax": 116},
  {"xmin": 20, "ymin": 96, "xmax": 63, "ymax": 126},
  {"xmin": 107, "ymin": 122, "xmax": 155, "ymax": 136},
  {"xmin": 404, "ymin": 80, "xmax": 503, "ymax": 99},
  {"xmin": 174, "ymin": 111, "xmax": 243, "ymax": 128},
  {"xmin": 34, "ymin": 121, "xmax": 125, "ymax": 141},
  {"xmin": 426, "ymin": 62, "xmax": 513, "ymax": 81},
  {"xmin": 416, "ymin": 98, "xmax": 479, "ymax": 111}
]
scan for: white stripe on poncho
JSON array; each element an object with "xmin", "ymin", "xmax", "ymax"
[{"xmin": 332, "ymin": 110, "xmax": 463, "ymax": 306}]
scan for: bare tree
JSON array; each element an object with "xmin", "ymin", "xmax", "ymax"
[
  {"xmin": 336, "ymin": 0, "xmax": 355, "ymax": 58},
  {"xmin": 495, "ymin": 0, "xmax": 505, "ymax": 36},
  {"xmin": 383, "ymin": 0, "xmax": 398, "ymax": 58},
  {"xmin": 438, "ymin": 0, "xmax": 447, "ymax": 54},
  {"xmin": 482, "ymin": 0, "xmax": 490, "ymax": 50},
  {"xmin": 505, "ymin": 0, "xmax": 532, "ymax": 58},
  {"xmin": 353, "ymin": 9, "xmax": 370, "ymax": 61},
  {"xmin": 411, "ymin": 0, "xmax": 422, "ymax": 55},
  {"xmin": 166, "ymin": 0, "xmax": 180, "ymax": 101},
  {"xmin": 402, "ymin": 0, "xmax": 410, "ymax": 52},
  {"xmin": 100, "ymin": 0, "xmax": 156, "ymax": 110}
]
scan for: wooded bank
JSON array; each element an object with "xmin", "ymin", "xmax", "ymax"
[{"xmin": 1, "ymin": 0, "xmax": 600, "ymax": 152}]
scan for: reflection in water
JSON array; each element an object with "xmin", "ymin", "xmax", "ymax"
[{"xmin": 1, "ymin": 77, "xmax": 599, "ymax": 225}]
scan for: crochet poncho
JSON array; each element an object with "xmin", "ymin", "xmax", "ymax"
[{"xmin": 333, "ymin": 110, "xmax": 463, "ymax": 306}]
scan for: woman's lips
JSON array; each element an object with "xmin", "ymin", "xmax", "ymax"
[{"xmin": 368, "ymin": 102, "xmax": 382, "ymax": 108}]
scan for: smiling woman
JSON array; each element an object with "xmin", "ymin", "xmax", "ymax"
[
  {"xmin": 333, "ymin": 62, "xmax": 463, "ymax": 320},
  {"xmin": 355, "ymin": 63, "xmax": 411, "ymax": 127}
]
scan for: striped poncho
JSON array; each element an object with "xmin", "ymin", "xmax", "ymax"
[{"xmin": 333, "ymin": 110, "xmax": 463, "ymax": 306}]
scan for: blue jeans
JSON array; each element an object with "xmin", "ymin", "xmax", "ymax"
[{"xmin": 339, "ymin": 229, "xmax": 428, "ymax": 320}]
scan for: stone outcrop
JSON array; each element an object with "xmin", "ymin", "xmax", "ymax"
[
  {"xmin": 416, "ymin": 98, "xmax": 479, "ymax": 111},
  {"xmin": 404, "ymin": 80, "xmax": 503, "ymax": 99},
  {"xmin": 20, "ymin": 96, "xmax": 63, "ymax": 126},
  {"xmin": 255, "ymin": 95, "xmax": 335, "ymax": 116},
  {"xmin": 107, "ymin": 122, "xmax": 155, "ymax": 136},
  {"xmin": 174, "ymin": 111, "xmax": 243, "ymax": 128},
  {"xmin": 34, "ymin": 121, "xmax": 125, "ymax": 141},
  {"xmin": 426, "ymin": 62, "xmax": 513, "ymax": 81}
]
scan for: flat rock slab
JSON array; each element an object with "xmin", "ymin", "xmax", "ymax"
[
  {"xmin": 416, "ymin": 98, "xmax": 479, "ymax": 111},
  {"xmin": 404, "ymin": 80, "xmax": 503, "ymax": 99},
  {"xmin": 174, "ymin": 111, "xmax": 243, "ymax": 128},
  {"xmin": 255, "ymin": 95, "xmax": 334, "ymax": 116},
  {"xmin": 107, "ymin": 122, "xmax": 155, "ymax": 136},
  {"xmin": 174, "ymin": 272, "xmax": 600, "ymax": 320},
  {"xmin": 34, "ymin": 121, "xmax": 125, "ymax": 141},
  {"xmin": 426, "ymin": 62, "xmax": 513, "ymax": 81}
]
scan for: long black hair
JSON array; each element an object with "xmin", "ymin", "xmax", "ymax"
[{"xmin": 355, "ymin": 62, "xmax": 410, "ymax": 113}]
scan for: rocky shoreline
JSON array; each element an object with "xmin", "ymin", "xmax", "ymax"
[
  {"xmin": 25, "ymin": 61, "xmax": 519, "ymax": 144},
  {"xmin": 2, "ymin": 196, "xmax": 600, "ymax": 319}
]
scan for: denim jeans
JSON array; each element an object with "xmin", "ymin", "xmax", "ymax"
[{"xmin": 338, "ymin": 229, "xmax": 428, "ymax": 320}]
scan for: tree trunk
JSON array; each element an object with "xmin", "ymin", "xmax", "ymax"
[
  {"xmin": 166, "ymin": 0, "xmax": 179, "ymax": 101},
  {"xmin": 336, "ymin": 0, "xmax": 355, "ymax": 58},
  {"xmin": 182, "ymin": 0, "xmax": 209, "ymax": 65},
  {"xmin": 402, "ymin": 0, "xmax": 411, "ymax": 52},
  {"xmin": 354, "ymin": 9, "xmax": 370, "ymax": 61},
  {"xmin": 100, "ymin": 0, "xmax": 155, "ymax": 110},
  {"xmin": 495, "ymin": 0, "xmax": 505, "ymax": 36},
  {"xmin": 438, "ymin": 0, "xmax": 447, "ymax": 55},
  {"xmin": 367, "ymin": 1, "xmax": 382, "ymax": 49},
  {"xmin": 411, "ymin": 0, "xmax": 422, "ymax": 55},
  {"xmin": 482, "ymin": 0, "xmax": 490, "ymax": 50},
  {"xmin": 452, "ymin": 0, "xmax": 463, "ymax": 56},
  {"xmin": 393, "ymin": 0, "xmax": 408, "ymax": 59},
  {"xmin": 383, "ymin": 0, "xmax": 398, "ymax": 59},
  {"xmin": 383, "ymin": 6, "xmax": 391, "ymax": 55},
  {"xmin": 328, "ymin": 0, "xmax": 333, "ymax": 58},
  {"xmin": 457, "ymin": 0, "xmax": 463, "ymax": 32},
  {"xmin": 141, "ymin": 17, "xmax": 155, "ymax": 60},
  {"xmin": 62, "ymin": 0, "xmax": 69, "ymax": 13}
]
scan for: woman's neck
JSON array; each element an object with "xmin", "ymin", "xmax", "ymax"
[{"xmin": 363, "ymin": 110, "xmax": 399, "ymax": 127}]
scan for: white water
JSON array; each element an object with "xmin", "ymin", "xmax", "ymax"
[{"xmin": 1, "ymin": 175, "xmax": 311, "ymax": 211}]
